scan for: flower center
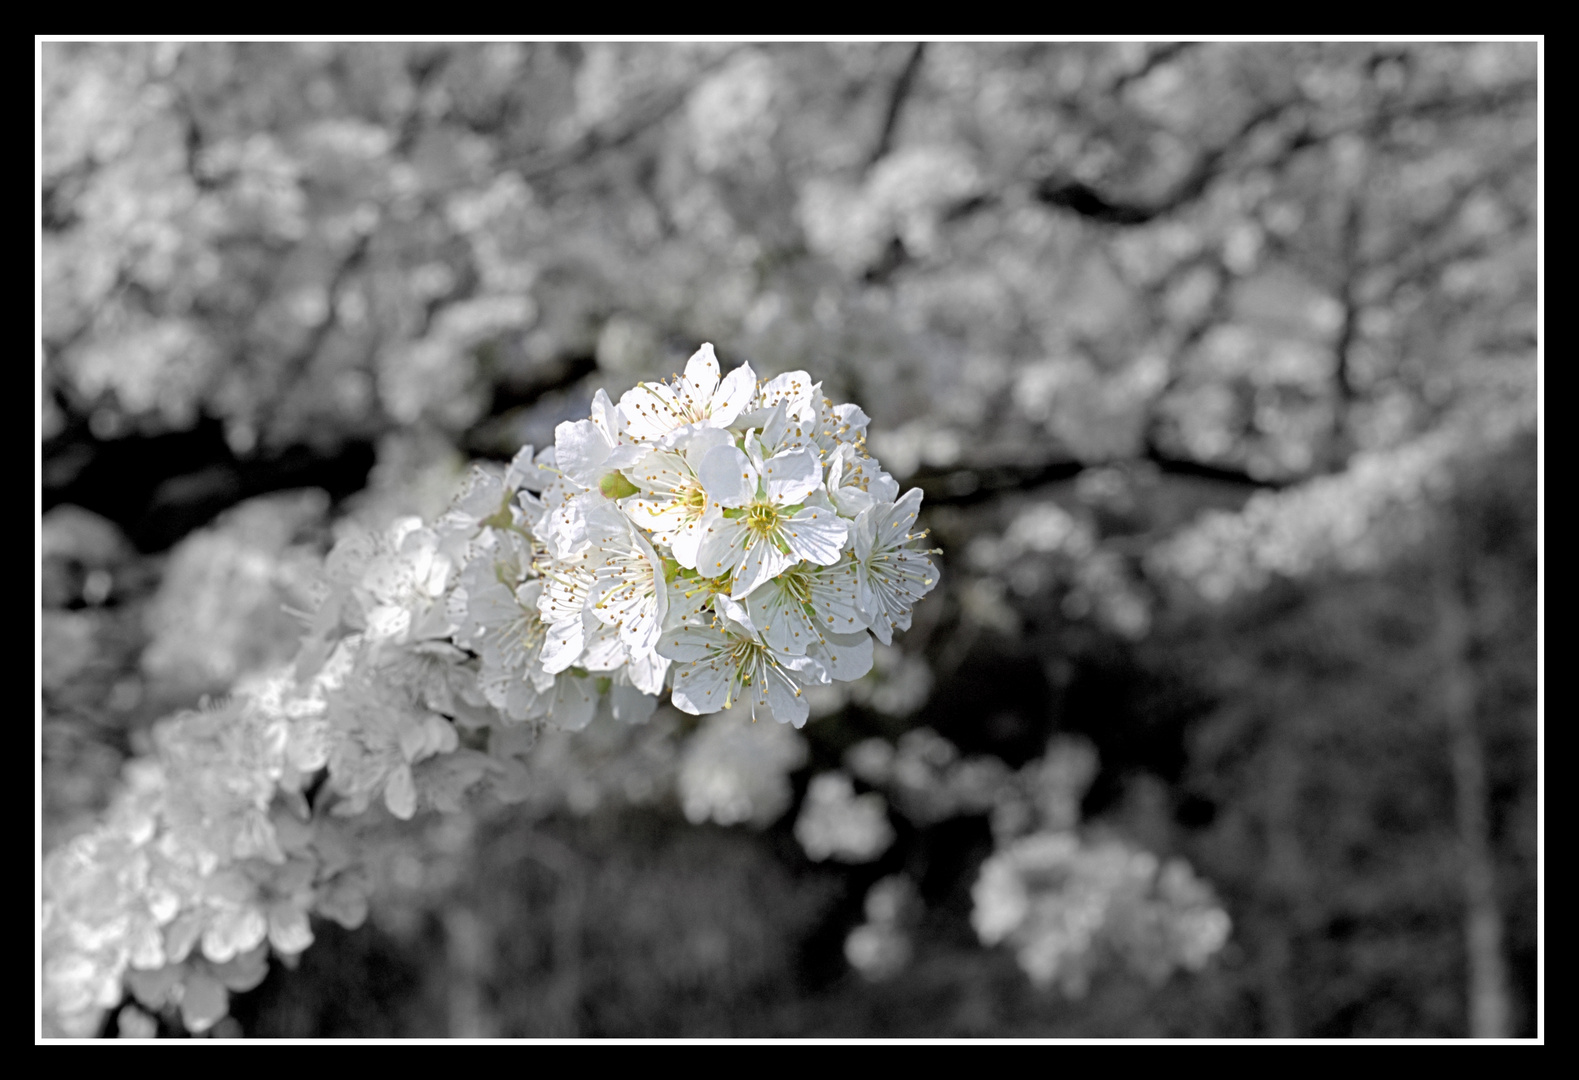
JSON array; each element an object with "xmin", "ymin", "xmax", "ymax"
[
  {"xmin": 745, "ymin": 501, "xmax": 780, "ymax": 539},
  {"xmin": 679, "ymin": 480, "xmax": 708, "ymax": 513},
  {"xmin": 726, "ymin": 638, "xmax": 768, "ymax": 693}
]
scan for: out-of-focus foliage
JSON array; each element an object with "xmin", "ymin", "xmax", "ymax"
[{"xmin": 41, "ymin": 41, "xmax": 1536, "ymax": 1038}]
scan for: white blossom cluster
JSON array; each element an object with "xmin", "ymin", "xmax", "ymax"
[
  {"xmin": 41, "ymin": 683, "xmax": 373, "ymax": 1037},
  {"xmin": 443, "ymin": 342, "xmax": 941, "ymax": 730},
  {"xmin": 971, "ymin": 833, "xmax": 1231, "ymax": 998},
  {"xmin": 793, "ymin": 771, "xmax": 894, "ymax": 863},
  {"xmin": 966, "ymin": 737, "xmax": 1230, "ymax": 997},
  {"xmin": 42, "ymin": 345, "xmax": 940, "ymax": 1038}
]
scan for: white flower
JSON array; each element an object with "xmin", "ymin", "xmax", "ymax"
[
  {"xmin": 826, "ymin": 441, "xmax": 899, "ymax": 519},
  {"xmin": 662, "ymin": 569, "xmax": 755, "ymax": 635},
  {"xmin": 458, "ymin": 563, "xmax": 551, "ymax": 722},
  {"xmin": 533, "ymin": 547, "xmax": 604, "ymax": 675},
  {"xmin": 852, "ymin": 488, "xmax": 939, "ymax": 644},
  {"xmin": 504, "ymin": 442, "xmax": 558, "ymax": 495},
  {"xmin": 535, "ymin": 480, "xmax": 603, "ymax": 561},
  {"xmin": 618, "ymin": 343, "xmax": 757, "ymax": 441},
  {"xmin": 754, "ymin": 369, "xmax": 819, "ymax": 417},
  {"xmin": 433, "ymin": 444, "xmax": 547, "ymax": 566},
  {"xmin": 743, "ymin": 558, "xmax": 864, "ymax": 654},
  {"xmin": 584, "ymin": 505, "xmax": 670, "ymax": 660},
  {"xmin": 620, "ymin": 425, "xmax": 733, "ymax": 568},
  {"xmin": 479, "ymin": 666, "xmax": 600, "ymax": 732},
  {"xmin": 762, "ymin": 389, "xmax": 871, "ymax": 460},
  {"xmin": 658, "ymin": 622, "xmax": 826, "ymax": 727},
  {"xmin": 553, "ymin": 388, "xmax": 649, "ymax": 488},
  {"xmin": 447, "ymin": 527, "xmax": 536, "ymax": 648},
  {"xmin": 817, "ymin": 401, "xmax": 873, "ymax": 455},
  {"xmin": 694, "ymin": 441, "xmax": 848, "ymax": 598},
  {"xmin": 323, "ymin": 677, "xmax": 458, "ymax": 820},
  {"xmin": 357, "ymin": 519, "xmax": 454, "ymax": 643},
  {"xmin": 730, "ymin": 370, "xmax": 819, "ymax": 437},
  {"xmin": 969, "ymin": 831, "xmax": 1230, "ymax": 997},
  {"xmin": 844, "ymin": 876, "xmax": 915, "ymax": 982}
]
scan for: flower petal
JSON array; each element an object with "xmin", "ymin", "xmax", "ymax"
[
  {"xmin": 547, "ymin": 674, "xmax": 597, "ymax": 730},
  {"xmin": 609, "ymin": 682, "xmax": 660, "ymax": 724},
  {"xmin": 625, "ymin": 648, "xmax": 671, "ymax": 696},
  {"xmin": 384, "ymin": 764, "xmax": 417, "ymax": 820},
  {"xmin": 696, "ymin": 509, "xmax": 751, "ymax": 580},
  {"xmin": 553, "ymin": 417, "xmax": 612, "ymax": 486},
  {"xmin": 683, "ymin": 343, "xmax": 721, "ymax": 400},
  {"xmin": 809, "ymin": 629, "xmax": 874, "ymax": 682},
  {"xmin": 731, "ymin": 534, "xmax": 796, "ymax": 599},
  {"xmin": 657, "ymin": 626, "xmax": 724, "ymax": 664},
  {"xmin": 783, "ymin": 506, "xmax": 850, "ymax": 566},
  {"xmin": 539, "ymin": 616, "xmax": 585, "ymax": 673},
  {"xmin": 710, "ymin": 360, "xmax": 756, "ymax": 427},
  {"xmin": 669, "ymin": 642, "xmax": 734, "ymax": 714},
  {"xmin": 762, "ymin": 447, "xmax": 821, "ymax": 505},
  {"xmin": 877, "ymin": 488, "xmax": 925, "ymax": 548},
  {"xmin": 763, "ymin": 666, "xmax": 811, "ymax": 728},
  {"xmin": 698, "ymin": 444, "xmax": 758, "ymax": 507}
]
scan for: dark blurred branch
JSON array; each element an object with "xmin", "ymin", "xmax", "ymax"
[
  {"xmin": 912, "ymin": 445, "xmax": 1290, "ymax": 507},
  {"xmin": 43, "ymin": 415, "xmax": 377, "ymax": 553},
  {"xmin": 1032, "ymin": 76, "xmax": 1529, "ymax": 230},
  {"xmin": 1328, "ymin": 196, "xmax": 1364, "ymax": 470},
  {"xmin": 1143, "ymin": 448, "xmax": 1294, "ymax": 489},
  {"xmin": 1375, "ymin": 144, "xmax": 1537, "ymax": 296},
  {"xmin": 396, "ymin": 47, "xmax": 454, "ymax": 154},
  {"xmin": 1035, "ymin": 99, "xmax": 1300, "ymax": 226},
  {"xmin": 166, "ymin": 47, "xmax": 219, "ymax": 193},
  {"xmin": 1435, "ymin": 549, "xmax": 1513, "ymax": 1038},
  {"xmin": 912, "ymin": 457, "xmax": 1085, "ymax": 506},
  {"xmin": 868, "ymin": 42, "xmax": 926, "ymax": 168},
  {"xmin": 1107, "ymin": 41, "xmax": 1197, "ymax": 96},
  {"xmin": 1382, "ymin": 78, "xmax": 1536, "ymax": 126}
]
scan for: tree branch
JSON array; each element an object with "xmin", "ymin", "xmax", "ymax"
[
  {"xmin": 1035, "ymin": 99, "xmax": 1299, "ymax": 226},
  {"xmin": 868, "ymin": 42, "xmax": 926, "ymax": 168},
  {"xmin": 911, "ymin": 446, "xmax": 1290, "ymax": 508},
  {"xmin": 1107, "ymin": 41, "xmax": 1197, "ymax": 97}
]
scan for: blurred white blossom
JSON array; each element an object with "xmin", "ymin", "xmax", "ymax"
[
  {"xmin": 677, "ymin": 707, "xmax": 808, "ymax": 829},
  {"xmin": 972, "ymin": 831, "xmax": 1230, "ymax": 997},
  {"xmin": 844, "ymin": 875, "xmax": 917, "ymax": 982},
  {"xmin": 794, "ymin": 771, "xmax": 895, "ymax": 863}
]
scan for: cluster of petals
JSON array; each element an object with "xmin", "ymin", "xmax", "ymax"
[
  {"xmin": 513, "ymin": 343, "xmax": 941, "ymax": 727},
  {"xmin": 433, "ymin": 343, "xmax": 940, "ymax": 729},
  {"xmin": 970, "ymin": 832, "xmax": 1231, "ymax": 997}
]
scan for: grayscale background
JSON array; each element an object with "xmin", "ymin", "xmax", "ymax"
[{"xmin": 41, "ymin": 41, "xmax": 1538, "ymax": 1038}]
